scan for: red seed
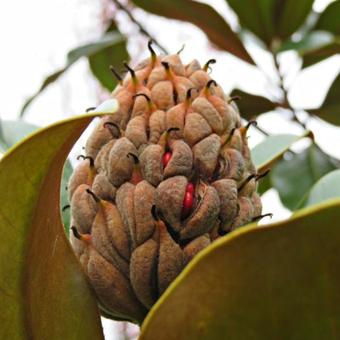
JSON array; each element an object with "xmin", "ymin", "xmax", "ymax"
[
  {"xmin": 162, "ymin": 151, "xmax": 172, "ymax": 168},
  {"xmin": 186, "ymin": 182, "xmax": 195, "ymax": 194},
  {"xmin": 182, "ymin": 191, "xmax": 194, "ymax": 218}
]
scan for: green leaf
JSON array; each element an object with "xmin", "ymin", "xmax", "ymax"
[
  {"xmin": 230, "ymin": 89, "xmax": 277, "ymax": 120},
  {"xmin": 226, "ymin": 0, "xmax": 313, "ymax": 45},
  {"xmin": 271, "ymin": 144, "xmax": 340, "ymax": 210},
  {"xmin": 308, "ymin": 73, "xmax": 340, "ymax": 125},
  {"xmin": 257, "ymin": 172, "xmax": 271, "ymax": 195},
  {"xmin": 0, "ymin": 119, "xmax": 74, "ymax": 231},
  {"xmin": 0, "ymin": 110, "xmax": 119, "ymax": 339},
  {"xmin": 275, "ymin": 0, "xmax": 315, "ymax": 40},
  {"xmin": 303, "ymin": 169, "xmax": 340, "ymax": 208},
  {"xmin": 20, "ymin": 32, "xmax": 126, "ymax": 116},
  {"xmin": 251, "ymin": 131, "xmax": 311, "ymax": 172},
  {"xmin": 89, "ymin": 21, "xmax": 129, "ymax": 91},
  {"xmin": 140, "ymin": 199, "xmax": 340, "ymax": 339},
  {"xmin": 131, "ymin": 0, "xmax": 254, "ymax": 64},
  {"xmin": 315, "ymin": 0, "xmax": 340, "ymax": 35}
]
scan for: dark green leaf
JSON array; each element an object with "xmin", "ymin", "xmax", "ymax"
[
  {"xmin": 315, "ymin": 0, "xmax": 340, "ymax": 35},
  {"xmin": 230, "ymin": 89, "xmax": 277, "ymax": 120},
  {"xmin": 0, "ymin": 112, "xmax": 109, "ymax": 339},
  {"xmin": 140, "ymin": 199, "xmax": 340, "ymax": 339},
  {"xmin": 303, "ymin": 169, "xmax": 340, "ymax": 207},
  {"xmin": 275, "ymin": 0, "xmax": 315, "ymax": 40},
  {"xmin": 20, "ymin": 32, "xmax": 126, "ymax": 116},
  {"xmin": 308, "ymin": 73, "xmax": 340, "ymax": 125},
  {"xmin": 226, "ymin": 0, "xmax": 313, "ymax": 45},
  {"xmin": 89, "ymin": 21, "xmax": 129, "ymax": 91},
  {"xmin": 271, "ymin": 144, "xmax": 340, "ymax": 210},
  {"xmin": 131, "ymin": 0, "xmax": 254, "ymax": 64},
  {"xmin": 251, "ymin": 131, "xmax": 311, "ymax": 172},
  {"xmin": 257, "ymin": 172, "xmax": 271, "ymax": 195}
]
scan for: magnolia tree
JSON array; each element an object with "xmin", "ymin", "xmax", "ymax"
[{"xmin": 1, "ymin": 0, "xmax": 340, "ymax": 339}]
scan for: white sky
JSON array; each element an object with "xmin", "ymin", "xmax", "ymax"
[{"xmin": 0, "ymin": 0, "xmax": 339, "ymax": 338}]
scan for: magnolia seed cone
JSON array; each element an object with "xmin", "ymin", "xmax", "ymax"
[{"xmin": 68, "ymin": 44, "xmax": 262, "ymax": 324}]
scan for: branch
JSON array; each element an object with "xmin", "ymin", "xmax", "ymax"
[
  {"xmin": 112, "ymin": 0, "xmax": 168, "ymax": 54},
  {"xmin": 273, "ymin": 54, "xmax": 307, "ymax": 130}
]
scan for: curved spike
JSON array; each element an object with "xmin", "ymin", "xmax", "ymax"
[
  {"xmin": 109, "ymin": 65, "xmax": 123, "ymax": 84},
  {"xmin": 186, "ymin": 87, "xmax": 198, "ymax": 101},
  {"xmin": 238, "ymin": 173, "xmax": 257, "ymax": 191},
  {"xmin": 203, "ymin": 59, "xmax": 216, "ymax": 72},
  {"xmin": 86, "ymin": 188, "xmax": 100, "ymax": 203},
  {"xmin": 252, "ymin": 213, "xmax": 273, "ymax": 222},
  {"xmin": 103, "ymin": 122, "xmax": 121, "ymax": 138},
  {"xmin": 71, "ymin": 226, "xmax": 92, "ymax": 243},
  {"xmin": 86, "ymin": 106, "xmax": 96, "ymax": 112},
  {"xmin": 206, "ymin": 79, "xmax": 217, "ymax": 89},
  {"xmin": 228, "ymin": 95, "xmax": 241, "ymax": 104},
  {"xmin": 76, "ymin": 155, "xmax": 94, "ymax": 167},
  {"xmin": 71, "ymin": 226, "xmax": 82, "ymax": 240},
  {"xmin": 123, "ymin": 62, "xmax": 137, "ymax": 85},
  {"xmin": 256, "ymin": 169, "xmax": 270, "ymax": 181},
  {"xmin": 176, "ymin": 44, "xmax": 185, "ymax": 55},
  {"xmin": 133, "ymin": 93, "xmax": 151, "ymax": 103},
  {"xmin": 148, "ymin": 39, "xmax": 157, "ymax": 64},
  {"xmin": 245, "ymin": 120, "xmax": 258, "ymax": 130},
  {"xmin": 161, "ymin": 61, "xmax": 170, "ymax": 70},
  {"xmin": 62, "ymin": 204, "xmax": 70, "ymax": 212}
]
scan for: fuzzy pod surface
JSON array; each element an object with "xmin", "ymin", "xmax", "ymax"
[{"xmin": 68, "ymin": 45, "xmax": 263, "ymax": 324}]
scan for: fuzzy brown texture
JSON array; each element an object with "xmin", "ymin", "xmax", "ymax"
[{"xmin": 68, "ymin": 49, "xmax": 262, "ymax": 323}]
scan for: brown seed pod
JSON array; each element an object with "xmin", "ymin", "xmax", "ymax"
[
  {"xmin": 157, "ymin": 221, "xmax": 184, "ymax": 295},
  {"xmin": 130, "ymin": 238, "xmax": 158, "ymax": 309},
  {"xmin": 191, "ymin": 97, "xmax": 224, "ymax": 134},
  {"xmin": 70, "ymin": 184, "xmax": 98, "ymax": 233},
  {"xmin": 155, "ymin": 176, "xmax": 187, "ymax": 232},
  {"xmin": 69, "ymin": 49, "xmax": 262, "ymax": 322},
  {"xmin": 192, "ymin": 134, "xmax": 221, "ymax": 179}
]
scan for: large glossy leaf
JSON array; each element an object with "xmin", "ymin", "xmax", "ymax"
[
  {"xmin": 226, "ymin": 0, "xmax": 313, "ymax": 45},
  {"xmin": 140, "ymin": 199, "xmax": 340, "ymax": 339},
  {"xmin": 230, "ymin": 89, "xmax": 277, "ymax": 120},
  {"xmin": 20, "ymin": 32, "xmax": 125, "ymax": 116},
  {"xmin": 315, "ymin": 0, "xmax": 340, "ymax": 35},
  {"xmin": 302, "ymin": 169, "xmax": 340, "ymax": 208},
  {"xmin": 0, "ymin": 119, "xmax": 73, "ymax": 231},
  {"xmin": 251, "ymin": 131, "xmax": 311, "ymax": 172},
  {"xmin": 0, "ymin": 107, "xmax": 121, "ymax": 338},
  {"xmin": 131, "ymin": 0, "xmax": 254, "ymax": 64},
  {"xmin": 308, "ymin": 73, "xmax": 340, "ymax": 125},
  {"xmin": 89, "ymin": 21, "xmax": 129, "ymax": 91},
  {"xmin": 271, "ymin": 144, "xmax": 340, "ymax": 210}
]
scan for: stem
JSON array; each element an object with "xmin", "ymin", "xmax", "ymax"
[
  {"xmin": 112, "ymin": 0, "xmax": 168, "ymax": 54},
  {"xmin": 273, "ymin": 54, "xmax": 307, "ymax": 129}
]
